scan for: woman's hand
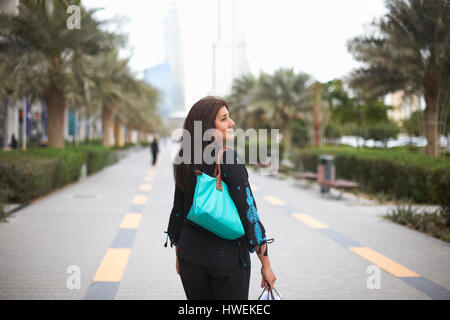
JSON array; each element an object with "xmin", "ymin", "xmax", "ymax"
[
  {"xmin": 176, "ymin": 256, "xmax": 180, "ymax": 275},
  {"xmin": 261, "ymin": 265, "xmax": 276, "ymax": 290}
]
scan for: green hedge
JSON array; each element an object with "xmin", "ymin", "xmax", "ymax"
[
  {"xmin": 0, "ymin": 145, "xmax": 118, "ymax": 204},
  {"xmin": 289, "ymin": 145, "xmax": 450, "ymax": 211},
  {"xmin": 112, "ymin": 142, "xmax": 137, "ymax": 150},
  {"xmin": 66, "ymin": 145, "xmax": 117, "ymax": 175}
]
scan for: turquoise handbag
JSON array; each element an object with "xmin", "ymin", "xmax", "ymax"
[{"xmin": 187, "ymin": 146, "xmax": 245, "ymax": 240}]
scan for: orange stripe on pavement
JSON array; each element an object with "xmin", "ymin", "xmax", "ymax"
[
  {"xmin": 139, "ymin": 183, "xmax": 152, "ymax": 191},
  {"xmin": 263, "ymin": 195, "xmax": 285, "ymax": 206},
  {"xmin": 120, "ymin": 213, "xmax": 142, "ymax": 229},
  {"xmin": 92, "ymin": 248, "xmax": 131, "ymax": 282},
  {"xmin": 292, "ymin": 213, "xmax": 329, "ymax": 229},
  {"xmin": 349, "ymin": 247, "xmax": 421, "ymax": 278},
  {"xmin": 132, "ymin": 195, "xmax": 148, "ymax": 205}
]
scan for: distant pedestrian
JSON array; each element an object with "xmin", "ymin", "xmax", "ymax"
[
  {"xmin": 151, "ymin": 137, "xmax": 159, "ymax": 166},
  {"xmin": 9, "ymin": 134, "xmax": 18, "ymax": 149}
]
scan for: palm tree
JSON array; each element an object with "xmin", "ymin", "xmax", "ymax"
[
  {"xmin": 116, "ymin": 80, "xmax": 160, "ymax": 146},
  {"xmin": 0, "ymin": 1, "xmax": 120, "ymax": 148},
  {"xmin": 347, "ymin": 0, "xmax": 450, "ymax": 156},
  {"xmin": 85, "ymin": 50, "xmax": 142, "ymax": 147},
  {"xmin": 251, "ymin": 67, "xmax": 312, "ymax": 155},
  {"xmin": 226, "ymin": 74, "xmax": 258, "ymax": 130}
]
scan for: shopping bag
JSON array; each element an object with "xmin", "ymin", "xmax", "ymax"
[{"xmin": 257, "ymin": 282, "xmax": 282, "ymax": 300}]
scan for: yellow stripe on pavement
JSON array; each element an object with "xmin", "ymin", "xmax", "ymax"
[
  {"xmin": 139, "ymin": 183, "xmax": 152, "ymax": 191},
  {"xmin": 92, "ymin": 248, "xmax": 131, "ymax": 282},
  {"xmin": 120, "ymin": 213, "xmax": 142, "ymax": 229},
  {"xmin": 250, "ymin": 184, "xmax": 260, "ymax": 191},
  {"xmin": 263, "ymin": 195, "xmax": 285, "ymax": 206},
  {"xmin": 292, "ymin": 213, "xmax": 329, "ymax": 229},
  {"xmin": 349, "ymin": 247, "xmax": 421, "ymax": 278},
  {"xmin": 132, "ymin": 195, "xmax": 148, "ymax": 205},
  {"xmin": 144, "ymin": 176, "xmax": 154, "ymax": 182}
]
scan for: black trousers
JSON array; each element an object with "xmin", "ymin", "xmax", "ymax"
[
  {"xmin": 151, "ymin": 151, "xmax": 158, "ymax": 165},
  {"xmin": 179, "ymin": 258, "xmax": 251, "ymax": 300}
]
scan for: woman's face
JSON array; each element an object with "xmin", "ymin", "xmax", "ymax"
[{"xmin": 214, "ymin": 106, "xmax": 235, "ymax": 143}]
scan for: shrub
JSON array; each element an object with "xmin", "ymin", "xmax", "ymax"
[
  {"xmin": 0, "ymin": 145, "xmax": 119, "ymax": 204},
  {"xmin": 385, "ymin": 204, "xmax": 450, "ymax": 243},
  {"xmin": 361, "ymin": 121, "xmax": 400, "ymax": 147},
  {"xmin": 0, "ymin": 182, "xmax": 11, "ymax": 220},
  {"xmin": 290, "ymin": 146, "xmax": 450, "ymax": 210},
  {"xmin": 67, "ymin": 145, "xmax": 112, "ymax": 175},
  {"xmin": 0, "ymin": 152, "xmax": 67, "ymax": 203}
]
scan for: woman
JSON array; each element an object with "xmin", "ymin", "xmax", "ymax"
[
  {"xmin": 150, "ymin": 136, "xmax": 159, "ymax": 166},
  {"xmin": 165, "ymin": 96, "xmax": 276, "ymax": 300}
]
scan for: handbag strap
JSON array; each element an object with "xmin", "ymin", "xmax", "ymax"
[{"xmin": 213, "ymin": 146, "xmax": 231, "ymax": 192}]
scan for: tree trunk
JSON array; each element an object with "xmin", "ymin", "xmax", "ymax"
[
  {"xmin": 113, "ymin": 119, "xmax": 119, "ymax": 147},
  {"xmin": 126, "ymin": 126, "xmax": 132, "ymax": 144},
  {"xmin": 113, "ymin": 118, "xmax": 125, "ymax": 147},
  {"xmin": 102, "ymin": 104, "xmax": 112, "ymax": 147},
  {"xmin": 424, "ymin": 98, "xmax": 440, "ymax": 156},
  {"xmin": 44, "ymin": 82, "xmax": 65, "ymax": 148},
  {"xmin": 313, "ymin": 82, "xmax": 321, "ymax": 147},
  {"xmin": 424, "ymin": 67, "xmax": 441, "ymax": 157},
  {"xmin": 281, "ymin": 115, "xmax": 291, "ymax": 156},
  {"xmin": 83, "ymin": 74, "xmax": 91, "ymax": 142}
]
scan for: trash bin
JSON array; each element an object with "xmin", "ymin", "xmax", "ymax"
[{"xmin": 317, "ymin": 155, "xmax": 335, "ymax": 193}]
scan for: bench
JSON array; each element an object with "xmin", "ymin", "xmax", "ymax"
[
  {"xmin": 294, "ymin": 172, "xmax": 318, "ymax": 180},
  {"xmin": 293, "ymin": 172, "xmax": 317, "ymax": 188},
  {"xmin": 316, "ymin": 165, "xmax": 360, "ymax": 199},
  {"xmin": 320, "ymin": 179, "xmax": 360, "ymax": 199}
]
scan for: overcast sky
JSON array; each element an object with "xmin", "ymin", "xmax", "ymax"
[{"xmin": 85, "ymin": 0, "xmax": 388, "ymax": 109}]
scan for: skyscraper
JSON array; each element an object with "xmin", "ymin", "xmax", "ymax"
[
  {"xmin": 211, "ymin": 0, "xmax": 250, "ymax": 97},
  {"xmin": 144, "ymin": 62, "xmax": 174, "ymax": 117},
  {"xmin": 144, "ymin": 1, "xmax": 186, "ymax": 117},
  {"xmin": 165, "ymin": 0, "xmax": 186, "ymax": 112}
]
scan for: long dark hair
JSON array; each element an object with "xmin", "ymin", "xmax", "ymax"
[{"xmin": 174, "ymin": 96, "xmax": 229, "ymax": 191}]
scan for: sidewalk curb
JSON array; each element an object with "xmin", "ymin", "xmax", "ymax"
[{"xmin": 1, "ymin": 203, "xmax": 29, "ymax": 220}]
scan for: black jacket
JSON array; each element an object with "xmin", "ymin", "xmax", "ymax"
[
  {"xmin": 165, "ymin": 144, "xmax": 273, "ymax": 269},
  {"xmin": 151, "ymin": 141, "xmax": 159, "ymax": 153}
]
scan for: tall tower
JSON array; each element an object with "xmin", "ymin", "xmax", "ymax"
[
  {"xmin": 212, "ymin": 0, "xmax": 250, "ymax": 97},
  {"xmin": 231, "ymin": 0, "xmax": 250, "ymax": 82},
  {"xmin": 164, "ymin": 1, "xmax": 186, "ymax": 112}
]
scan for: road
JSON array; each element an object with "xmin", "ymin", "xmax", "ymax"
[{"xmin": 0, "ymin": 141, "xmax": 449, "ymax": 300}]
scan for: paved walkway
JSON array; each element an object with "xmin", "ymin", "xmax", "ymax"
[{"xmin": 0, "ymin": 141, "xmax": 449, "ymax": 300}]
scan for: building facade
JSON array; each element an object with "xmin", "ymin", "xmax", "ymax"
[{"xmin": 385, "ymin": 91, "xmax": 424, "ymax": 125}]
